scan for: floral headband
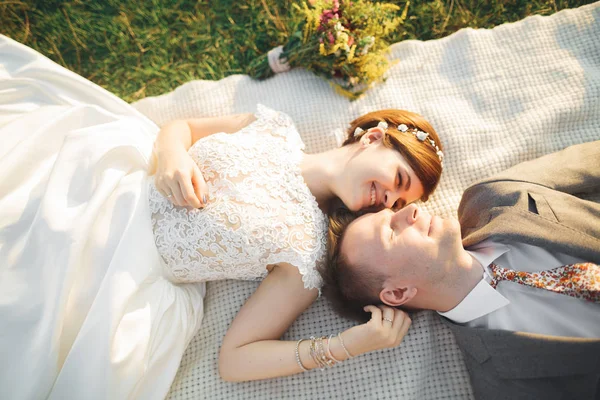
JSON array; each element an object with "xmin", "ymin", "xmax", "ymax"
[{"xmin": 354, "ymin": 121, "xmax": 444, "ymax": 165}]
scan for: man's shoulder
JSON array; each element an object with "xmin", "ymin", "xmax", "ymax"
[
  {"xmin": 457, "ymin": 180, "xmax": 509, "ymax": 228},
  {"xmin": 442, "ymin": 316, "xmax": 600, "ymax": 363},
  {"xmin": 458, "ymin": 175, "xmax": 540, "ymax": 223},
  {"xmin": 452, "ymin": 328, "xmax": 600, "ymax": 400}
]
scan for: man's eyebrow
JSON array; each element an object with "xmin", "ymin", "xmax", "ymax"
[{"xmin": 405, "ymin": 172, "xmax": 411, "ymax": 192}]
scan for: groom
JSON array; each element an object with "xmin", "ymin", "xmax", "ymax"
[{"xmin": 325, "ymin": 141, "xmax": 600, "ymax": 399}]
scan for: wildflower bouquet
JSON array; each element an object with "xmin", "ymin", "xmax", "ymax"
[{"xmin": 247, "ymin": 0, "xmax": 409, "ymax": 99}]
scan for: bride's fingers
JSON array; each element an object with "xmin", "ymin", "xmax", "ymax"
[
  {"xmin": 380, "ymin": 305, "xmax": 396, "ymax": 328},
  {"xmin": 168, "ymin": 182, "xmax": 185, "ymax": 207},
  {"xmin": 393, "ymin": 310, "xmax": 412, "ymax": 345},
  {"xmin": 157, "ymin": 183, "xmax": 174, "ymax": 202},
  {"xmin": 191, "ymin": 166, "xmax": 209, "ymax": 208},
  {"xmin": 363, "ymin": 305, "xmax": 382, "ymax": 326},
  {"xmin": 179, "ymin": 176, "xmax": 201, "ymax": 208},
  {"xmin": 390, "ymin": 308, "xmax": 405, "ymax": 329},
  {"xmin": 155, "ymin": 184, "xmax": 166, "ymax": 197}
]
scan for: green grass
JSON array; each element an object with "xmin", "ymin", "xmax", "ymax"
[{"xmin": 2, "ymin": 0, "xmax": 594, "ymax": 102}]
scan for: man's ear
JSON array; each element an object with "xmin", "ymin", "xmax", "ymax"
[{"xmin": 379, "ymin": 285, "xmax": 417, "ymax": 307}]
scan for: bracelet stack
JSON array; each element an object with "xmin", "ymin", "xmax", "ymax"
[
  {"xmin": 295, "ymin": 332, "xmax": 353, "ymax": 372},
  {"xmin": 309, "ymin": 336, "xmax": 336, "ymax": 370}
]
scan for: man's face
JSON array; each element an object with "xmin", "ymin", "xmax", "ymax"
[{"xmin": 340, "ymin": 204, "xmax": 463, "ymax": 303}]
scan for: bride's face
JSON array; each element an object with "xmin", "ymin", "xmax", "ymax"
[{"xmin": 339, "ymin": 129, "xmax": 424, "ymax": 212}]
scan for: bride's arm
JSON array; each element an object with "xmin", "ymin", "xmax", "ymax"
[
  {"xmin": 150, "ymin": 113, "xmax": 256, "ymax": 207},
  {"xmin": 218, "ymin": 263, "xmax": 411, "ymax": 382},
  {"xmin": 152, "ymin": 113, "xmax": 256, "ymax": 157}
]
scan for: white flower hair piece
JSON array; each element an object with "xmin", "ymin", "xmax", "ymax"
[
  {"xmin": 377, "ymin": 121, "xmax": 388, "ymax": 131},
  {"xmin": 355, "ymin": 121, "xmax": 387, "ymax": 138},
  {"xmin": 398, "ymin": 124, "xmax": 444, "ymax": 166}
]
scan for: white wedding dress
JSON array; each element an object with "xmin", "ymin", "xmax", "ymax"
[{"xmin": 0, "ymin": 36, "xmax": 327, "ymax": 400}]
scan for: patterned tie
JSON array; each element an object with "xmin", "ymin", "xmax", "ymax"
[{"xmin": 488, "ymin": 262, "xmax": 600, "ymax": 303}]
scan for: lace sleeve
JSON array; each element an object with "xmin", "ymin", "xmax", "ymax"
[
  {"xmin": 260, "ymin": 208, "xmax": 328, "ymax": 292},
  {"xmin": 254, "ymin": 104, "xmax": 305, "ymax": 150}
]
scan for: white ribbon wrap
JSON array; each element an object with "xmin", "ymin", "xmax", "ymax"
[{"xmin": 267, "ymin": 46, "xmax": 291, "ymax": 74}]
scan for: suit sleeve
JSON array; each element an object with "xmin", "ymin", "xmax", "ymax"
[{"xmin": 480, "ymin": 140, "xmax": 600, "ymax": 195}]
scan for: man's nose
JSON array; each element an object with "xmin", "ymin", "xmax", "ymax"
[{"xmin": 391, "ymin": 203, "xmax": 419, "ymax": 227}]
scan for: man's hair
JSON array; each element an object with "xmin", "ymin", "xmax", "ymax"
[{"xmin": 319, "ymin": 206, "xmax": 387, "ymax": 323}]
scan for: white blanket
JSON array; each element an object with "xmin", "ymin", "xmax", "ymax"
[{"xmin": 133, "ymin": 3, "xmax": 600, "ymax": 399}]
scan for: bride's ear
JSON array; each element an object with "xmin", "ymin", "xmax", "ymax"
[
  {"xmin": 361, "ymin": 126, "xmax": 383, "ymax": 144},
  {"xmin": 379, "ymin": 285, "xmax": 417, "ymax": 307},
  {"xmin": 360, "ymin": 128, "xmax": 384, "ymax": 147}
]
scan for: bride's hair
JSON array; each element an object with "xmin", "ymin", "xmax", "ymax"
[
  {"xmin": 342, "ymin": 109, "xmax": 443, "ymax": 202},
  {"xmin": 320, "ymin": 109, "xmax": 443, "ymax": 322}
]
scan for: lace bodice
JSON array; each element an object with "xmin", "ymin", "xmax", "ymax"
[{"xmin": 148, "ymin": 105, "xmax": 327, "ymax": 290}]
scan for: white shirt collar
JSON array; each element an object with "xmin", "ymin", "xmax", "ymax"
[{"xmin": 438, "ymin": 240, "xmax": 510, "ymax": 324}]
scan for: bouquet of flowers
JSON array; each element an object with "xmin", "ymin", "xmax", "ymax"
[{"xmin": 247, "ymin": 0, "xmax": 409, "ymax": 99}]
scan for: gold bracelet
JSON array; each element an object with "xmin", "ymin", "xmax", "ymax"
[
  {"xmin": 327, "ymin": 334, "xmax": 342, "ymax": 363},
  {"xmin": 318, "ymin": 336, "xmax": 336, "ymax": 368},
  {"xmin": 295, "ymin": 339, "xmax": 308, "ymax": 372},
  {"xmin": 310, "ymin": 336, "xmax": 331, "ymax": 370},
  {"xmin": 337, "ymin": 332, "xmax": 354, "ymax": 359},
  {"xmin": 310, "ymin": 336, "xmax": 336, "ymax": 370},
  {"xmin": 308, "ymin": 337, "xmax": 322, "ymax": 370}
]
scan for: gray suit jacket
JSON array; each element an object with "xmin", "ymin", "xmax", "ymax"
[{"xmin": 443, "ymin": 141, "xmax": 600, "ymax": 400}]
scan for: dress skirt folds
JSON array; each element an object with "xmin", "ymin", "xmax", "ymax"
[{"xmin": 0, "ymin": 35, "xmax": 206, "ymax": 399}]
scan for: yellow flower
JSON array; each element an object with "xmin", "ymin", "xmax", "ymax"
[
  {"xmin": 348, "ymin": 44, "xmax": 357, "ymax": 61},
  {"xmin": 333, "ymin": 84, "xmax": 361, "ymax": 100},
  {"xmin": 337, "ymin": 31, "xmax": 349, "ymax": 45}
]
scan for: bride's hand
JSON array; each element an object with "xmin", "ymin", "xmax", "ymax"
[
  {"xmin": 341, "ymin": 305, "xmax": 411, "ymax": 356},
  {"xmin": 153, "ymin": 146, "xmax": 209, "ymax": 208}
]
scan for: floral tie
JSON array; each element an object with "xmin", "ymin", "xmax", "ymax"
[{"xmin": 488, "ymin": 262, "xmax": 600, "ymax": 303}]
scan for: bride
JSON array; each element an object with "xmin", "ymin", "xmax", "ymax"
[{"xmin": 0, "ymin": 36, "xmax": 443, "ymax": 399}]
